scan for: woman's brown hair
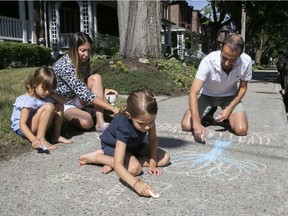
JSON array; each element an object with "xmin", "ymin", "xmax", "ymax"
[{"xmin": 68, "ymin": 32, "xmax": 93, "ymax": 81}]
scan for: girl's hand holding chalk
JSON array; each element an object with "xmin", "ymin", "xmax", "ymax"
[{"xmin": 148, "ymin": 189, "xmax": 160, "ymax": 198}]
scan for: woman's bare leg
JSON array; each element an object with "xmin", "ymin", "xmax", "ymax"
[
  {"xmin": 64, "ymin": 108, "xmax": 94, "ymax": 130},
  {"xmin": 87, "ymin": 74, "xmax": 106, "ymax": 129}
]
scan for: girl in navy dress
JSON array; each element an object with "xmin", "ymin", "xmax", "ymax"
[{"xmin": 79, "ymin": 89, "xmax": 170, "ymax": 197}]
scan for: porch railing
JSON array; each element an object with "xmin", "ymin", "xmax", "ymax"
[{"xmin": 0, "ymin": 16, "xmax": 32, "ymax": 42}]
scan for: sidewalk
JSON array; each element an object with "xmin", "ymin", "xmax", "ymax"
[{"xmin": 0, "ymin": 69, "xmax": 287, "ymax": 216}]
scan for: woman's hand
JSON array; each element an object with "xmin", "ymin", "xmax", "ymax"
[
  {"xmin": 112, "ymin": 106, "xmax": 120, "ymax": 116},
  {"xmin": 148, "ymin": 167, "xmax": 163, "ymax": 176},
  {"xmin": 105, "ymin": 89, "xmax": 118, "ymax": 96}
]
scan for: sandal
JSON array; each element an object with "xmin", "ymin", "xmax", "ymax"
[{"xmin": 96, "ymin": 122, "xmax": 110, "ymax": 132}]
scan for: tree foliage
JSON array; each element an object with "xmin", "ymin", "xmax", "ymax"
[
  {"xmin": 202, "ymin": 0, "xmax": 242, "ymax": 50},
  {"xmin": 245, "ymin": 1, "xmax": 288, "ymax": 64},
  {"xmin": 201, "ymin": 0, "xmax": 288, "ymax": 65}
]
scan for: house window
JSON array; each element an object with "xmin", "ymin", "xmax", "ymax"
[
  {"xmin": 163, "ymin": 4, "xmax": 169, "ymax": 19},
  {"xmin": 171, "ymin": 32, "xmax": 177, "ymax": 48},
  {"xmin": 59, "ymin": 2, "xmax": 80, "ymax": 33},
  {"xmin": 0, "ymin": 1, "xmax": 18, "ymax": 18},
  {"xmin": 97, "ymin": 4, "xmax": 118, "ymax": 36}
]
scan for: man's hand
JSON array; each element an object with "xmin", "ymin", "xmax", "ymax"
[
  {"xmin": 215, "ymin": 107, "xmax": 232, "ymax": 122},
  {"xmin": 192, "ymin": 121, "xmax": 205, "ymax": 143}
]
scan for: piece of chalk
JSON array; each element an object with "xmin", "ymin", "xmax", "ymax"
[
  {"xmin": 148, "ymin": 189, "xmax": 160, "ymax": 198},
  {"xmin": 40, "ymin": 144, "xmax": 48, "ymax": 151},
  {"xmin": 200, "ymin": 133, "xmax": 205, "ymax": 142}
]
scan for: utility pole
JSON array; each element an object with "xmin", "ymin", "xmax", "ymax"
[{"xmin": 241, "ymin": 2, "xmax": 246, "ymax": 51}]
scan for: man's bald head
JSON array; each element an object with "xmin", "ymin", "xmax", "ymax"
[{"xmin": 221, "ymin": 33, "xmax": 245, "ymax": 54}]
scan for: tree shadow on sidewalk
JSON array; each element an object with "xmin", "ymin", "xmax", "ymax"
[{"xmin": 251, "ymin": 71, "xmax": 279, "ymax": 84}]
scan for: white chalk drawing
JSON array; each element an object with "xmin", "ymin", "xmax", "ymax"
[
  {"xmin": 50, "ymin": 122, "xmax": 267, "ymax": 209},
  {"xmin": 48, "ymin": 169, "xmax": 172, "ymax": 209},
  {"xmin": 63, "ymin": 133, "xmax": 101, "ymax": 154},
  {"xmin": 156, "ymin": 122, "xmax": 271, "ymax": 145},
  {"xmin": 164, "ymin": 138, "xmax": 266, "ymax": 181},
  {"xmin": 49, "ymin": 170, "xmax": 102, "ymax": 184}
]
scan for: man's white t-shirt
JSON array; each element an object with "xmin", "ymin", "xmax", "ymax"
[{"xmin": 196, "ymin": 50, "xmax": 253, "ymax": 97}]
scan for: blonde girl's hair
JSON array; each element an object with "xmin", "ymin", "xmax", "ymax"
[
  {"xmin": 25, "ymin": 66, "xmax": 57, "ymax": 95},
  {"xmin": 125, "ymin": 89, "xmax": 158, "ymax": 118},
  {"xmin": 68, "ymin": 32, "xmax": 93, "ymax": 81}
]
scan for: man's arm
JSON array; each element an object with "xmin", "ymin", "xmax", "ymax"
[
  {"xmin": 217, "ymin": 80, "xmax": 248, "ymax": 121},
  {"xmin": 189, "ymin": 78, "xmax": 205, "ymax": 137}
]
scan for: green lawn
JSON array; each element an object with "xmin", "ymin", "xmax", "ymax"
[{"xmin": 0, "ymin": 67, "xmax": 37, "ymax": 161}]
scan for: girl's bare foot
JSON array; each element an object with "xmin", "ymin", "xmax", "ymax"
[
  {"xmin": 53, "ymin": 136, "xmax": 73, "ymax": 144},
  {"xmin": 101, "ymin": 165, "xmax": 113, "ymax": 174},
  {"xmin": 78, "ymin": 149, "xmax": 104, "ymax": 166},
  {"xmin": 40, "ymin": 138, "xmax": 57, "ymax": 150}
]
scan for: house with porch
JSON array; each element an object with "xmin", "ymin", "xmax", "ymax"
[
  {"xmin": 0, "ymin": 0, "xmax": 208, "ymax": 59},
  {"xmin": 0, "ymin": 0, "xmax": 119, "ymax": 58},
  {"xmin": 165, "ymin": 0, "xmax": 209, "ymax": 59},
  {"xmin": 0, "ymin": 1, "xmax": 35, "ymax": 43}
]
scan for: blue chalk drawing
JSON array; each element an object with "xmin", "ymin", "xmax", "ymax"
[
  {"xmin": 156, "ymin": 122, "xmax": 271, "ymax": 145},
  {"xmin": 164, "ymin": 138, "xmax": 266, "ymax": 181}
]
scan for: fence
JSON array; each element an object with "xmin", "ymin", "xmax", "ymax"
[{"xmin": 0, "ymin": 16, "xmax": 32, "ymax": 42}]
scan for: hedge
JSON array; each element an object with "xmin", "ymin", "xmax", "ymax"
[{"xmin": 0, "ymin": 41, "xmax": 53, "ymax": 69}]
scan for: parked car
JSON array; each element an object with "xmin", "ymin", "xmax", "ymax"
[{"xmin": 276, "ymin": 52, "xmax": 288, "ymax": 101}]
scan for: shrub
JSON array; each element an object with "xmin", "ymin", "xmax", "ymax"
[
  {"xmin": 0, "ymin": 42, "xmax": 53, "ymax": 69},
  {"xmin": 99, "ymin": 69, "xmax": 173, "ymax": 95},
  {"xmin": 154, "ymin": 58, "xmax": 196, "ymax": 93},
  {"xmin": 93, "ymin": 33, "xmax": 119, "ymax": 58},
  {"xmin": 90, "ymin": 54, "xmax": 108, "ymax": 68}
]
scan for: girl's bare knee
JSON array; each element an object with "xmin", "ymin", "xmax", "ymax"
[
  {"xmin": 162, "ymin": 153, "xmax": 170, "ymax": 166},
  {"xmin": 128, "ymin": 163, "xmax": 142, "ymax": 176},
  {"xmin": 43, "ymin": 102, "xmax": 55, "ymax": 113},
  {"xmin": 157, "ymin": 151, "xmax": 170, "ymax": 167}
]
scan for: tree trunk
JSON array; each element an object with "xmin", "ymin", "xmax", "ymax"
[
  {"xmin": 117, "ymin": 0, "xmax": 162, "ymax": 58},
  {"xmin": 255, "ymin": 49, "xmax": 264, "ymax": 65}
]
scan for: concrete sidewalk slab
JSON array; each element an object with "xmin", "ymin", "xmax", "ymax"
[{"xmin": 0, "ymin": 70, "xmax": 287, "ymax": 215}]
